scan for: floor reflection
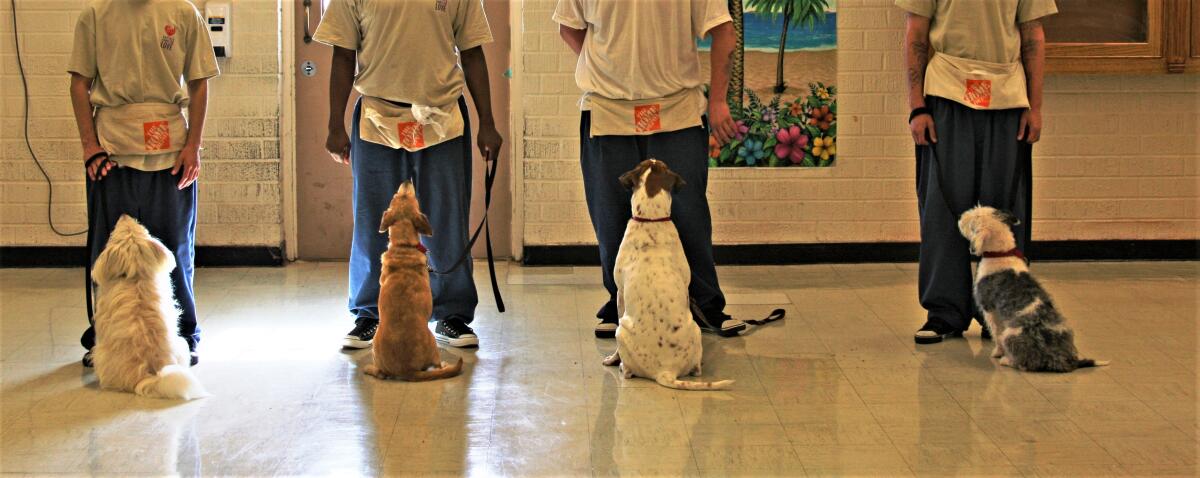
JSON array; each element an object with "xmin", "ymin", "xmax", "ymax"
[{"xmin": 1, "ymin": 262, "xmax": 1196, "ymax": 476}]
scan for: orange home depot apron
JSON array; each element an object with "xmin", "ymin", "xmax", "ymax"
[
  {"xmin": 925, "ymin": 52, "xmax": 1029, "ymax": 110},
  {"xmin": 358, "ymin": 96, "xmax": 465, "ymax": 152},
  {"xmin": 94, "ymin": 103, "xmax": 187, "ymax": 155},
  {"xmin": 584, "ymin": 87, "xmax": 707, "ymax": 137}
]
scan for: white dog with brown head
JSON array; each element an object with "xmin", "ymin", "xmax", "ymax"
[
  {"xmin": 91, "ymin": 215, "xmax": 207, "ymax": 399},
  {"xmin": 601, "ymin": 159, "xmax": 733, "ymax": 390}
]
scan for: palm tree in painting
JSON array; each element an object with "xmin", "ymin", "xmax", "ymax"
[
  {"xmin": 728, "ymin": 0, "xmax": 745, "ymax": 109},
  {"xmin": 746, "ymin": 0, "xmax": 830, "ymax": 93}
]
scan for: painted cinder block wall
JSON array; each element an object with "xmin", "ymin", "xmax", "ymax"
[
  {"xmin": 516, "ymin": 0, "xmax": 1199, "ymax": 246},
  {"xmin": 0, "ymin": 0, "xmax": 283, "ymax": 247}
]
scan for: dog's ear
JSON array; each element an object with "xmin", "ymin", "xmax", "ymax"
[
  {"xmin": 667, "ymin": 169, "xmax": 686, "ymax": 193},
  {"xmin": 135, "ymin": 239, "xmax": 172, "ymax": 277},
  {"xmin": 379, "ymin": 208, "xmax": 397, "ymax": 233},
  {"xmin": 412, "ymin": 213, "xmax": 433, "ymax": 236},
  {"xmin": 618, "ymin": 167, "xmax": 642, "ymax": 190},
  {"xmin": 968, "ymin": 225, "xmax": 989, "ymax": 256},
  {"xmin": 996, "ymin": 210, "xmax": 1020, "ymax": 227}
]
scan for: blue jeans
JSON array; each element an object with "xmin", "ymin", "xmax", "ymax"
[
  {"xmin": 579, "ymin": 112, "xmax": 726, "ymax": 321},
  {"xmin": 348, "ymin": 97, "xmax": 477, "ymax": 324},
  {"xmin": 82, "ymin": 166, "xmax": 199, "ymax": 350}
]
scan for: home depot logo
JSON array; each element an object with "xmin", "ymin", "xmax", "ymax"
[
  {"xmin": 964, "ymin": 79, "xmax": 992, "ymax": 108},
  {"xmin": 143, "ymin": 121, "xmax": 171, "ymax": 151},
  {"xmin": 397, "ymin": 122, "xmax": 425, "ymax": 149},
  {"xmin": 634, "ymin": 104, "xmax": 661, "ymax": 132}
]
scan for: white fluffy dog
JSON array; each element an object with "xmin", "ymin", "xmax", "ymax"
[{"xmin": 91, "ymin": 215, "xmax": 208, "ymax": 400}]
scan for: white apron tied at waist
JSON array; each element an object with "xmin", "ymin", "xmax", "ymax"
[
  {"xmin": 94, "ymin": 102, "xmax": 188, "ymax": 156},
  {"xmin": 925, "ymin": 51, "xmax": 1030, "ymax": 110},
  {"xmin": 583, "ymin": 87, "xmax": 707, "ymax": 137},
  {"xmin": 359, "ymin": 96, "xmax": 464, "ymax": 152}
]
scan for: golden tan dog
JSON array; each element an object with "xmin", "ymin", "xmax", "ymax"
[{"xmin": 364, "ymin": 181, "xmax": 463, "ymax": 381}]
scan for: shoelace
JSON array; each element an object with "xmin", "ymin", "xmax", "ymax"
[{"xmin": 440, "ymin": 318, "xmax": 472, "ymax": 336}]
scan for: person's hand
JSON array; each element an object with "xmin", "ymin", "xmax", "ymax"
[
  {"xmin": 84, "ymin": 144, "xmax": 112, "ymax": 181},
  {"xmin": 477, "ymin": 124, "xmax": 503, "ymax": 160},
  {"xmin": 1017, "ymin": 108, "xmax": 1042, "ymax": 144},
  {"xmin": 910, "ymin": 113, "xmax": 937, "ymax": 145},
  {"xmin": 326, "ymin": 127, "xmax": 351, "ymax": 165},
  {"xmin": 171, "ymin": 144, "xmax": 201, "ymax": 190},
  {"xmin": 708, "ymin": 100, "xmax": 737, "ymax": 146}
]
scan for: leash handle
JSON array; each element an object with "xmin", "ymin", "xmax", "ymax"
[{"xmin": 744, "ymin": 308, "xmax": 786, "ymax": 326}]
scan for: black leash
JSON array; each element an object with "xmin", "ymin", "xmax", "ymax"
[
  {"xmin": 84, "ymin": 151, "xmax": 112, "ymax": 323},
  {"xmin": 744, "ymin": 309, "xmax": 786, "ymax": 326},
  {"xmin": 427, "ymin": 148, "xmax": 505, "ymax": 313}
]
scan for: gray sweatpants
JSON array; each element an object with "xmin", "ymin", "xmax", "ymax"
[{"xmin": 916, "ymin": 96, "xmax": 1033, "ymax": 330}]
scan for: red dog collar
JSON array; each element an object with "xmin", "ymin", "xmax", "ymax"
[
  {"xmin": 398, "ymin": 243, "xmax": 428, "ymax": 253},
  {"xmin": 632, "ymin": 216, "xmax": 672, "ymax": 223},
  {"xmin": 983, "ymin": 248, "xmax": 1025, "ymax": 261}
]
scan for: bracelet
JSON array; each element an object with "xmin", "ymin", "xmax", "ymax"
[{"xmin": 909, "ymin": 107, "xmax": 932, "ymax": 123}]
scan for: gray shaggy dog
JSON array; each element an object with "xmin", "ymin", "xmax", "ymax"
[{"xmin": 959, "ymin": 206, "xmax": 1108, "ymax": 373}]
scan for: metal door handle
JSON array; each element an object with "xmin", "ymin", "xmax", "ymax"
[{"xmin": 302, "ymin": 0, "xmax": 313, "ymax": 43}]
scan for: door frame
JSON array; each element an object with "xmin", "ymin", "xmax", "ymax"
[
  {"xmin": 279, "ymin": 0, "xmax": 524, "ymax": 261},
  {"xmin": 281, "ymin": 0, "xmax": 299, "ymax": 261},
  {"xmin": 507, "ymin": 1, "xmax": 525, "ymax": 262}
]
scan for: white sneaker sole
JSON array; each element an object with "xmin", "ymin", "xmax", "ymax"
[
  {"xmin": 436, "ymin": 334, "xmax": 479, "ymax": 348},
  {"xmin": 342, "ymin": 336, "xmax": 373, "ymax": 349}
]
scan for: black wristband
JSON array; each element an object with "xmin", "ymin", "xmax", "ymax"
[{"xmin": 909, "ymin": 107, "xmax": 932, "ymax": 123}]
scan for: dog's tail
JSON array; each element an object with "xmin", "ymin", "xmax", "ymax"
[
  {"xmin": 1076, "ymin": 358, "xmax": 1111, "ymax": 369},
  {"xmin": 407, "ymin": 357, "xmax": 464, "ymax": 382},
  {"xmin": 654, "ymin": 371, "xmax": 734, "ymax": 391},
  {"xmin": 135, "ymin": 364, "xmax": 210, "ymax": 400}
]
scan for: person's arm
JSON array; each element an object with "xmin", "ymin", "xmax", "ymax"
[
  {"xmin": 706, "ymin": 21, "xmax": 737, "ymax": 146},
  {"xmin": 559, "ymin": 24, "xmax": 586, "ymax": 55},
  {"xmin": 70, "ymin": 73, "xmax": 112, "ymax": 180},
  {"xmin": 460, "ymin": 46, "xmax": 503, "ymax": 159},
  {"xmin": 1017, "ymin": 19, "xmax": 1045, "ymax": 143},
  {"xmin": 904, "ymin": 12, "xmax": 935, "ymax": 145},
  {"xmin": 171, "ymin": 78, "xmax": 208, "ymax": 189},
  {"xmin": 325, "ymin": 46, "xmax": 356, "ymax": 165}
]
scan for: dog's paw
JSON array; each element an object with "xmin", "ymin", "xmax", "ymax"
[
  {"xmin": 991, "ymin": 346, "xmax": 1004, "ymax": 359},
  {"xmin": 602, "ymin": 352, "xmax": 621, "ymax": 367}
]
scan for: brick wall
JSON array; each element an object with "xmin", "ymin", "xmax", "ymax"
[
  {"xmin": 0, "ymin": 0, "xmax": 282, "ymax": 247},
  {"xmin": 516, "ymin": 0, "xmax": 1199, "ymax": 246}
]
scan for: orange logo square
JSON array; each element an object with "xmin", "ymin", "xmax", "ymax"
[
  {"xmin": 397, "ymin": 122, "xmax": 425, "ymax": 149},
  {"xmin": 634, "ymin": 104, "xmax": 661, "ymax": 132},
  {"xmin": 964, "ymin": 79, "xmax": 992, "ymax": 108},
  {"xmin": 143, "ymin": 121, "xmax": 171, "ymax": 151}
]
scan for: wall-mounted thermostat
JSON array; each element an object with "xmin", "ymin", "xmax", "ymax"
[{"xmin": 206, "ymin": 2, "xmax": 232, "ymax": 58}]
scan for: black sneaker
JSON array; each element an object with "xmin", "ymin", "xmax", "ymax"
[
  {"xmin": 595, "ymin": 317, "xmax": 618, "ymax": 338},
  {"xmin": 82, "ymin": 350, "xmax": 94, "ymax": 368},
  {"xmin": 185, "ymin": 337, "xmax": 199, "ymax": 366},
  {"xmin": 343, "ymin": 320, "xmax": 377, "ymax": 349},
  {"xmin": 690, "ymin": 302, "xmax": 747, "ymax": 338},
  {"xmin": 914, "ymin": 317, "xmax": 964, "ymax": 344},
  {"xmin": 435, "ymin": 316, "xmax": 479, "ymax": 348}
]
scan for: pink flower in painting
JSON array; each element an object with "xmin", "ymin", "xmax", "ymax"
[{"xmin": 773, "ymin": 125, "xmax": 809, "ymax": 164}]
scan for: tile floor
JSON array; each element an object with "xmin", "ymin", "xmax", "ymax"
[{"xmin": 1, "ymin": 261, "xmax": 1196, "ymax": 477}]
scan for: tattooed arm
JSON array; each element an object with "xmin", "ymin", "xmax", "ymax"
[
  {"xmin": 904, "ymin": 12, "xmax": 935, "ymax": 145},
  {"xmin": 1018, "ymin": 20, "xmax": 1046, "ymax": 143}
]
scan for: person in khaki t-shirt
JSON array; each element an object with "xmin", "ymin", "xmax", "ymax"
[
  {"xmin": 895, "ymin": 0, "xmax": 1056, "ymax": 345},
  {"xmin": 67, "ymin": 0, "xmax": 220, "ymax": 367},
  {"xmin": 314, "ymin": 0, "xmax": 502, "ymax": 350},
  {"xmin": 556, "ymin": 0, "xmax": 752, "ymax": 339}
]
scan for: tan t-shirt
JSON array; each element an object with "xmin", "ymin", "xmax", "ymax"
[
  {"xmin": 895, "ymin": 0, "xmax": 1058, "ymax": 64},
  {"xmin": 314, "ymin": 0, "xmax": 493, "ymax": 108},
  {"xmin": 68, "ymin": 0, "xmax": 220, "ymax": 171},
  {"xmin": 553, "ymin": 0, "xmax": 731, "ymax": 102}
]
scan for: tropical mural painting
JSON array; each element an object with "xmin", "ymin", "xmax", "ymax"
[{"xmin": 701, "ymin": 0, "xmax": 838, "ymax": 167}]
